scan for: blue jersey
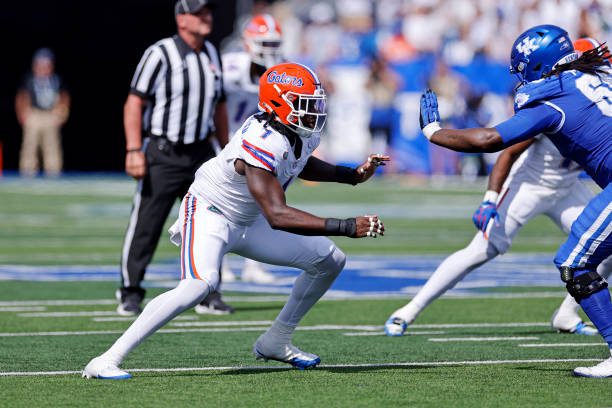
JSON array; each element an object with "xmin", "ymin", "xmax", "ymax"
[{"xmin": 495, "ymin": 70, "xmax": 611, "ymax": 188}]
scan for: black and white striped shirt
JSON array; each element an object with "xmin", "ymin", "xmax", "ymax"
[{"xmin": 130, "ymin": 35, "xmax": 225, "ymax": 144}]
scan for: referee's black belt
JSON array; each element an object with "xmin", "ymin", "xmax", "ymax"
[{"xmin": 148, "ymin": 135, "xmax": 211, "ymax": 152}]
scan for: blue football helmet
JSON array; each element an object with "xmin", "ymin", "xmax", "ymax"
[{"xmin": 510, "ymin": 24, "xmax": 576, "ymax": 84}]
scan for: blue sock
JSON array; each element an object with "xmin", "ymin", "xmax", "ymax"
[{"xmin": 574, "ymin": 270, "xmax": 612, "ymax": 347}]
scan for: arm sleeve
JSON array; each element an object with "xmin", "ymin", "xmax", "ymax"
[
  {"xmin": 239, "ymin": 127, "xmax": 284, "ymax": 174},
  {"xmin": 129, "ymin": 45, "xmax": 165, "ymax": 99},
  {"xmin": 495, "ymin": 103, "xmax": 562, "ymax": 145}
]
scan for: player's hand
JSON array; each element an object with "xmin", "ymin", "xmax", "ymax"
[
  {"xmin": 126, "ymin": 150, "xmax": 146, "ymax": 180},
  {"xmin": 354, "ymin": 154, "xmax": 390, "ymax": 183},
  {"xmin": 472, "ymin": 201, "xmax": 499, "ymax": 233},
  {"xmin": 419, "ymin": 89, "xmax": 441, "ymax": 130},
  {"xmin": 354, "ymin": 215, "xmax": 384, "ymax": 238}
]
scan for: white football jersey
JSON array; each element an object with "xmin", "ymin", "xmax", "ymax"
[
  {"xmin": 510, "ymin": 135, "xmax": 582, "ymax": 189},
  {"xmin": 222, "ymin": 51, "xmax": 261, "ymax": 136},
  {"xmin": 190, "ymin": 114, "xmax": 320, "ymax": 226}
]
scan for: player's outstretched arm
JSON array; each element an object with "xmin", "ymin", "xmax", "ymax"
[
  {"xmin": 299, "ymin": 155, "xmax": 390, "ymax": 185},
  {"xmin": 419, "ymin": 89, "xmax": 505, "ymax": 153},
  {"xmin": 241, "ymin": 160, "xmax": 384, "ymax": 238}
]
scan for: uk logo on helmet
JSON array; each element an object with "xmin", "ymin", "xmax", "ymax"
[
  {"xmin": 266, "ymin": 71, "xmax": 304, "ymax": 87},
  {"xmin": 516, "ymin": 37, "xmax": 540, "ymax": 56}
]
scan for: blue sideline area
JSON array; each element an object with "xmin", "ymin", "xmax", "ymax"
[{"xmin": 0, "ymin": 254, "xmax": 565, "ymax": 297}]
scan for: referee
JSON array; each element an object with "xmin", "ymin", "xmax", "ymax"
[{"xmin": 118, "ymin": 0, "xmax": 231, "ymax": 315}]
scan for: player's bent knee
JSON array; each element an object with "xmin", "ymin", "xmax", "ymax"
[
  {"xmin": 314, "ymin": 247, "xmax": 346, "ymax": 278},
  {"xmin": 560, "ymin": 266, "xmax": 609, "ymax": 301},
  {"xmin": 176, "ymin": 279, "xmax": 213, "ymax": 307}
]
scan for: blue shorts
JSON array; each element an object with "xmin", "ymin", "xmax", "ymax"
[{"xmin": 554, "ymin": 184, "xmax": 612, "ymax": 272}]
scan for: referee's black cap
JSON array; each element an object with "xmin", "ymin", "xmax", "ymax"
[{"xmin": 175, "ymin": 0, "xmax": 216, "ymax": 15}]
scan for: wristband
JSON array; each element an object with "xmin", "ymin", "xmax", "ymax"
[
  {"xmin": 324, "ymin": 218, "xmax": 357, "ymax": 237},
  {"xmin": 335, "ymin": 165, "xmax": 360, "ymax": 186},
  {"xmin": 422, "ymin": 122, "xmax": 441, "ymax": 140},
  {"xmin": 483, "ymin": 190, "xmax": 499, "ymax": 203},
  {"xmin": 126, "ymin": 148, "xmax": 142, "ymax": 153}
]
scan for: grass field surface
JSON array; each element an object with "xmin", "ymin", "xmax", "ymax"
[
  {"xmin": 1, "ymin": 281, "xmax": 611, "ymax": 407},
  {"xmin": 0, "ymin": 176, "xmax": 573, "ymax": 264},
  {"xmin": 0, "ymin": 176, "xmax": 609, "ymax": 407}
]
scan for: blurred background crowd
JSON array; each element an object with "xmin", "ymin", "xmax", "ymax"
[
  {"xmin": 1, "ymin": 0, "xmax": 610, "ymax": 177},
  {"xmin": 231, "ymin": 0, "xmax": 611, "ymax": 178}
]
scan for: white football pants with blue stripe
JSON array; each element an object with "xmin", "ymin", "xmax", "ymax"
[
  {"xmin": 554, "ymin": 184, "xmax": 612, "ymax": 348},
  {"xmin": 99, "ymin": 193, "xmax": 345, "ymax": 366}
]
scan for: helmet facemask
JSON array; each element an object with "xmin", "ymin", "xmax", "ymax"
[
  {"xmin": 245, "ymin": 37, "xmax": 283, "ymax": 68},
  {"xmin": 280, "ymin": 86, "xmax": 327, "ymax": 136}
]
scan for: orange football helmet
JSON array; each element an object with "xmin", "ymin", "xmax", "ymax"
[
  {"xmin": 258, "ymin": 62, "xmax": 327, "ymax": 136},
  {"xmin": 243, "ymin": 14, "xmax": 283, "ymax": 68},
  {"xmin": 573, "ymin": 37, "xmax": 611, "ymax": 63}
]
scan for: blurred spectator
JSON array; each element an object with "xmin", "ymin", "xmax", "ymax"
[
  {"xmin": 366, "ymin": 57, "xmax": 401, "ymax": 154},
  {"xmin": 238, "ymin": 0, "xmax": 612, "ymax": 176},
  {"xmin": 15, "ymin": 48, "xmax": 70, "ymax": 177}
]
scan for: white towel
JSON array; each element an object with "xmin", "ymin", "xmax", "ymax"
[{"xmin": 168, "ymin": 218, "xmax": 182, "ymax": 247}]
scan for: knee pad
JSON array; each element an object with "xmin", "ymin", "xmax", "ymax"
[
  {"xmin": 560, "ymin": 267, "xmax": 609, "ymax": 301},
  {"xmin": 176, "ymin": 279, "xmax": 213, "ymax": 307},
  {"xmin": 312, "ymin": 247, "xmax": 346, "ymax": 278}
]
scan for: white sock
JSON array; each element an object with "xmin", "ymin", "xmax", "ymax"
[
  {"xmin": 597, "ymin": 255, "xmax": 612, "ymax": 279},
  {"xmin": 263, "ymin": 320, "xmax": 293, "ymax": 345},
  {"xmin": 556, "ymin": 294, "xmax": 581, "ymax": 319},
  {"xmin": 394, "ymin": 234, "xmax": 498, "ymax": 324},
  {"xmin": 267, "ymin": 249, "xmax": 345, "ymax": 342},
  {"xmin": 102, "ymin": 279, "xmax": 211, "ymax": 365}
]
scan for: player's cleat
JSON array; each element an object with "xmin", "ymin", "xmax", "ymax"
[
  {"xmin": 253, "ymin": 335, "xmax": 321, "ymax": 370},
  {"xmin": 573, "ymin": 357, "xmax": 612, "ymax": 378},
  {"xmin": 195, "ymin": 292, "xmax": 235, "ymax": 315},
  {"xmin": 385, "ymin": 317, "xmax": 408, "ymax": 336},
  {"xmin": 571, "ymin": 322, "xmax": 599, "ymax": 336},
  {"xmin": 82, "ymin": 357, "xmax": 132, "ymax": 380},
  {"xmin": 241, "ymin": 262, "xmax": 276, "ymax": 284},
  {"xmin": 551, "ymin": 308, "xmax": 598, "ymax": 336},
  {"xmin": 116, "ymin": 291, "xmax": 143, "ymax": 316}
]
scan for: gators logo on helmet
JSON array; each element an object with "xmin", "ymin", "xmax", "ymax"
[{"xmin": 258, "ymin": 62, "xmax": 327, "ymax": 137}]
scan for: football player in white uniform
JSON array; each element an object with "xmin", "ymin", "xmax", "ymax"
[
  {"xmin": 385, "ymin": 135, "xmax": 611, "ymax": 336},
  {"xmin": 385, "ymin": 37, "xmax": 612, "ymax": 337},
  {"xmin": 83, "ymin": 62, "xmax": 389, "ymax": 379},
  {"xmin": 216, "ymin": 14, "xmax": 284, "ymax": 288}
]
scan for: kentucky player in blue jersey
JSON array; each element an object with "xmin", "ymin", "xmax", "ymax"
[{"xmin": 419, "ymin": 24, "xmax": 611, "ymax": 378}]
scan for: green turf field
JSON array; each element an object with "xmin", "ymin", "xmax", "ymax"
[
  {"xmin": 1, "ymin": 281, "xmax": 611, "ymax": 407},
  {"xmin": 0, "ymin": 176, "xmax": 574, "ymax": 264},
  {"xmin": 1, "ymin": 176, "xmax": 609, "ymax": 407}
]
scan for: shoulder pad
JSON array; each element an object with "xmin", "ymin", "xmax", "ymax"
[
  {"xmin": 239, "ymin": 119, "xmax": 288, "ymax": 173},
  {"xmin": 514, "ymin": 71, "xmax": 575, "ymax": 111}
]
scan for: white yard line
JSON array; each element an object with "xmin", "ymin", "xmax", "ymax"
[
  {"xmin": 0, "ymin": 358, "xmax": 602, "ymax": 377},
  {"xmin": 19, "ymin": 311, "xmax": 121, "ymax": 317},
  {"xmin": 0, "ymin": 307, "xmax": 46, "ymax": 312},
  {"xmin": 170, "ymin": 320, "xmax": 274, "ymax": 327},
  {"xmin": 429, "ymin": 336, "xmax": 539, "ymax": 342},
  {"xmin": 343, "ymin": 331, "xmax": 446, "ymax": 336},
  {"xmin": 93, "ymin": 316, "xmax": 199, "ymax": 322},
  {"xmin": 412, "ymin": 322, "xmax": 549, "ymax": 329},
  {"xmin": 0, "ymin": 321, "xmax": 560, "ymax": 337},
  {"xmin": 518, "ymin": 343, "xmax": 607, "ymax": 348},
  {"xmin": 0, "ymin": 300, "xmax": 117, "ymax": 307},
  {"xmin": 0, "ymin": 325, "xmax": 376, "ymax": 337},
  {"xmin": 0, "ymin": 292, "xmax": 571, "ymax": 307}
]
